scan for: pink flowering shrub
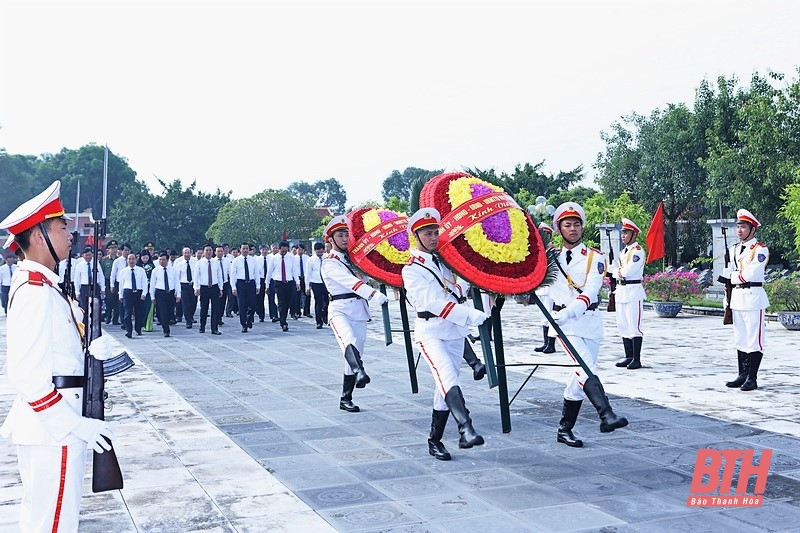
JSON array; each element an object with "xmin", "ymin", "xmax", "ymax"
[{"xmin": 643, "ymin": 271, "xmax": 702, "ymax": 303}]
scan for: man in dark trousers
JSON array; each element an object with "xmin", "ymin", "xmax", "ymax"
[
  {"xmin": 266, "ymin": 240, "xmax": 299, "ymax": 332},
  {"xmin": 194, "ymin": 244, "xmax": 223, "ymax": 335},
  {"xmin": 306, "ymin": 242, "xmax": 329, "ymax": 328},
  {"xmin": 173, "ymin": 246, "xmax": 197, "ymax": 328},
  {"xmin": 150, "ymin": 250, "xmax": 179, "ymax": 337},
  {"xmin": 231, "ymin": 242, "xmax": 258, "ymax": 333}
]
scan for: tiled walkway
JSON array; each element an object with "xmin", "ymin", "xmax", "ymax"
[{"xmin": 2, "ymin": 300, "xmax": 800, "ymax": 531}]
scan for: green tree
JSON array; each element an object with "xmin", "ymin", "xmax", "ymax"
[
  {"xmin": 286, "ymin": 178, "xmax": 348, "ymax": 214},
  {"xmin": 382, "ymin": 167, "xmax": 441, "ymax": 204},
  {"xmin": 207, "ymin": 189, "xmax": 322, "ymax": 246},
  {"xmin": 384, "ymin": 196, "xmax": 409, "ymax": 214},
  {"xmin": 467, "ymin": 162, "xmax": 583, "ymax": 198},
  {"xmin": 0, "ymin": 151, "xmax": 38, "ymax": 222},
  {"xmin": 546, "ymin": 186, "xmax": 599, "ymax": 209},
  {"xmin": 109, "ymin": 179, "xmax": 230, "ymax": 250}
]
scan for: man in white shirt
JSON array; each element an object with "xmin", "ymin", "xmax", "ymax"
[
  {"xmin": 193, "ymin": 244, "xmax": 223, "ymax": 335},
  {"xmin": 173, "ymin": 247, "xmax": 197, "ymax": 328},
  {"xmin": 256, "ymin": 244, "xmax": 270, "ymax": 322},
  {"xmin": 73, "ymin": 246, "xmax": 105, "ymax": 315},
  {"xmin": 214, "ymin": 245, "xmax": 230, "ymax": 329},
  {"xmin": 110, "ymin": 243, "xmax": 131, "ymax": 326},
  {"xmin": 292, "ymin": 244, "xmax": 311, "ymax": 319},
  {"xmin": 118, "ymin": 253, "xmax": 147, "ymax": 338},
  {"xmin": 231, "ymin": 242, "xmax": 259, "ymax": 333},
  {"xmin": 149, "ymin": 250, "xmax": 180, "ymax": 337},
  {"xmin": 266, "ymin": 241, "xmax": 300, "ymax": 332},
  {"xmin": 0, "ymin": 253, "xmax": 17, "ymax": 314},
  {"xmin": 306, "ymin": 242, "xmax": 328, "ymax": 328}
]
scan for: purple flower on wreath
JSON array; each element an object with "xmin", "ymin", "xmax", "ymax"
[
  {"xmin": 378, "ymin": 209, "xmax": 410, "ymax": 251},
  {"xmin": 470, "ymin": 183, "xmax": 511, "ymax": 243}
]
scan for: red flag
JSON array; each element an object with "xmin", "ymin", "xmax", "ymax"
[{"xmin": 645, "ymin": 202, "xmax": 665, "ymax": 263}]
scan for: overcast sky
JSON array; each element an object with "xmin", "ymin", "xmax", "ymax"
[{"xmin": 1, "ymin": 0, "xmax": 798, "ymax": 208}]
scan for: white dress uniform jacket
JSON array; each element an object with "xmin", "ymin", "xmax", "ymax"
[
  {"xmin": 321, "ymin": 249, "xmax": 374, "ymax": 322},
  {"xmin": 728, "ymin": 237, "xmax": 770, "ymax": 311},
  {"xmin": 611, "ymin": 242, "xmax": 646, "ymax": 303},
  {"xmin": 549, "ymin": 243, "xmax": 606, "ymax": 339}
]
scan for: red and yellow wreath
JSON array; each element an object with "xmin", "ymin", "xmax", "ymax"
[
  {"xmin": 348, "ymin": 207, "xmax": 414, "ymax": 287},
  {"xmin": 417, "ymin": 172, "xmax": 547, "ymax": 294}
]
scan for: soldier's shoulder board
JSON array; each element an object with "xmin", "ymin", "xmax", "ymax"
[{"xmin": 26, "ymin": 271, "xmax": 52, "ymax": 287}]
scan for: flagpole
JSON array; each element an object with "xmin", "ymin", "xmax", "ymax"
[
  {"xmin": 102, "ymin": 145, "xmax": 108, "ymax": 219},
  {"xmin": 74, "ymin": 181, "xmax": 80, "ymax": 231}
]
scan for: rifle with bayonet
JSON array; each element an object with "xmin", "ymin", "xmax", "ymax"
[
  {"xmin": 717, "ymin": 200, "xmax": 733, "ymax": 325},
  {"xmin": 604, "ymin": 216, "xmax": 617, "ymax": 313}
]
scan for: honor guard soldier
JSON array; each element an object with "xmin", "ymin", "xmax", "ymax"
[
  {"xmin": 0, "ymin": 181, "xmax": 116, "ymax": 532},
  {"xmin": 611, "ymin": 218, "xmax": 646, "ymax": 369},
  {"xmin": 402, "ymin": 208, "xmax": 490, "ymax": 461},
  {"xmin": 534, "ymin": 222, "xmax": 557, "ymax": 354},
  {"xmin": 550, "ymin": 202, "xmax": 628, "ymax": 448},
  {"xmin": 724, "ymin": 209, "xmax": 769, "ymax": 391},
  {"xmin": 321, "ymin": 215, "xmax": 388, "ymax": 413}
]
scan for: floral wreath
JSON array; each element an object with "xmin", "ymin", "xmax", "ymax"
[
  {"xmin": 348, "ymin": 207, "xmax": 415, "ymax": 287},
  {"xmin": 415, "ymin": 172, "xmax": 547, "ymax": 295}
]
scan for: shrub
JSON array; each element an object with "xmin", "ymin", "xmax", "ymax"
[
  {"xmin": 643, "ymin": 271, "xmax": 702, "ymax": 303},
  {"xmin": 765, "ymin": 272, "xmax": 800, "ymax": 312}
]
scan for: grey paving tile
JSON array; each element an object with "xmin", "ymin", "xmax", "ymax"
[
  {"xmin": 350, "ymin": 460, "xmax": 428, "ymax": 482},
  {"xmin": 633, "ymin": 511, "xmax": 769, "ymax": 532},
  {"xmin": 544, "ymin": 473, "xmax": 641, "ymax": 501},
  {"xmin": 319, "ymin": 501, "xmax": 425, "ymax": 531},
  {"xmin": 443, "ymin": 467, "xmax": 531, "ymax": 490},
  {"xmin": 512, "ymin": 502, "xmax": 626, "ymax": 531},
  {"xmin": 432, "ymin": 512, "xmax": 544, "ymax": 532},
  {"xmin": 245, "ymin": 441, "xmax": 316, "ymax": 459},
  {"xmin": 296, "ymin": 482, "xmax": 388, "ymax": 510},
  {"xmin": 473, "ymin": 482, "xmax": 573, "ymax": 511},
  {"xmin": 397, "ymin": 492, "xmax": 497, "ymax": 521},
  {"xmin": 272, "ymin": 466, "xmax": 361, "ymax": 491}
]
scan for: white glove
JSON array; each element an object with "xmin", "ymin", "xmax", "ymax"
[
  {"xmin": 373, "ymin": 292, "xmax": 389, "ymax": 306},
  {"xmin": 72, "ymin": 417, "xmax": 114, "ymax": 453},
  {"xmin": 551, "ymin": 310, "xmax": 568, "ymax": 323},
  {"xmin": 88, "ymin": 336, "xmax": 113, "ymax": 361},
  {"xmin": 467, "ymin": 309, "xmax": 491, "ymax": 326}
]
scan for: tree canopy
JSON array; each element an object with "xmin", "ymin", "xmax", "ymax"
[
  {"xmin": 286, "ymin": 178, "xmax": 348, "ymax": 214},
  {"xmin": 381, "ymin": 167, "xmax": 442, "ymax": 205}
]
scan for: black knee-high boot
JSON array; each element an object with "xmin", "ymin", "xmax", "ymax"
[
  {"xmin": 740, "ymin": 352, "xmax": 762, "ymax": 391},
  {"xmin": 444, "ymin": 386, "xmax": 484, "ymax": 448},
  {"xmin": 627, "ymin": 337, "xmax": 642, "ymax": 369},
  {"xmin": 556, "ymin": 399, "xmax": 584, "ymax": 448},
  {"xmin": 340, "ymin": 374, "xmax": 360, "ymax": 412},
  {"xmin": 428, "ymin": 410, "xmax": 451, "ymax": 460},
  {"xmin": 343, "ymin": 344, "xmax": 370, "ymax": 388},
  {"xmin": 534, "ymin": 326, "xmax": 549, "ymax": 352},
  {"xmin": 582, "ymin": 375, "xmax": 629, "ymax": 433},
  {"xmin": 726, "ymin": 350, "xmax": 749, "ymax": 388},
  {"xmin": 616, "ymin": 338, "xmax": 633, "ymax": 367},
  {"xmin": 462, "ymin": 339, "xmax": 486, "ymax": 380}
]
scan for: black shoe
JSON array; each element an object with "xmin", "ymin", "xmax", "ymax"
[
  {"xmin": 303, "ymin": 314, "xmax": 313, "ymax": 318},
  {"xmin": 136, "ymin": 330, "xmax": 142, "ymax": 336},
  {"xmin": 186, "ymin": 323, "xmax": 192, "ymax": 329},
  {"xmin": 121, "ymin": 324, "xmax": 126, "ymax": 330},
  {"xmin": 164, "ymin": 332, "xmax": 170, "ymax": 337},
  {"xmin": 199, "ymin": 327, "xmax": 205, "ymax": 333},
  {"xmin": 170, "ymin": 320, "xmax": 177, "ymax": 325},
  {"xmin": 316, "ymin": 324, "xmax": 323, "ymax": 329},
  {"xmin": 428, "ymin": 410, "xmax": 452, "ymax": 461},
  {"xmin": 282, "ymin": 325, "xmax": 289, "ymax": 332},
  {"xmin": 557, "ymin": 399, "xmax": 584, "ymax": 448},
  {"xmin": 212, "ymin": 330, "xmax": 221, "ymax": 335},
  {"xmin": 218, "ymin": 320, "xmax": 224, "ymax": 326},
  {"xmin": 242, "ymin": 327, "xmax": 248, "ymax": 333},
  {"xmin": 125, "ymin": 332, "xmax": 132, "ymax": 339},
  {"xmin": 112, "ymin": 321, "xmax": 120, "ymax": 325},
  {"xmin": 271, "ymin": 318, "xmax": 279, "ymax": 323}
]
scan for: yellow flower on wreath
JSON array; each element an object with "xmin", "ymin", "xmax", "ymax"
[
  {"xmin": 361, "ymin": 209, "xmax": 414, "ymax": 265},
  {"xmin": 447, "ymin": 177, "xmax": 530, "ymax": 264}
]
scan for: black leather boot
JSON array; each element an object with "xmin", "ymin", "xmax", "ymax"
[
  {"xmin": 343, "ymin": 344, "xmax": 370, "ymax": 388},
  {"xmin": 534, "ymin": 326, "xmax": 549, "ymax": 352},
  {"xmin": 444, "ymin": 386, "xmax": 484, "ymax": 448},
  {"xmin": 542, "ymin": 333, "xmax": 556, "ymax": 354},
  {"xmin": 428, "ymin": 410, "xmax": 451, "ymax": 460},
  {"xmin": 582, "ymin": 375, "xmax": 629, "ymax": 433},
  {"xmin": 462, "ymin": 339, "xmax": 486, "ymax": 380},
  {"xmin": 556, "ymin": 399, "xmax": 584, "ymax": 448},
  {"xmin": 740, "ymin": 352, "xmax": 762, "ymax": 391},
  {"xmin": 627, "ymin": 337, "xmax": 642, "ymax": 369},
  {"xmin": 339, "ymin": 374, "xmax": 360, "ymax": 412},
  {"xmin": 616, "ymin": 338, "xmax": 634, "ymax": 367},
  {"xmin": 726, "ymin": 350, "xmax": 749, "ymax": 388}
]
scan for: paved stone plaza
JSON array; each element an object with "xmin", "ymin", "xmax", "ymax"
[{"xmin": 2, "ymin": 299, "xmax": 800, "ymax": 532}]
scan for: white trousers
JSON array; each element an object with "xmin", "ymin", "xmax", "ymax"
[
  {"xmin": 18, "ymin": 443, "xmax": 87, "ymax": 533},
  {"xmin": 329, "ymin": 316, "xmax": 367, "ymax": 375},
  {"xmin": 558, "ymin": 335, "xmax": 600, "ymax": 402},
  {"xmin": 616, "ymin": 300, "xmax": 643, "ymax": 338},
  {"xmin": 733, "ymin": 308, "xmax": 766, "ymax": 353},
  {"xmin": 418, "ymin": 337, "xmax": 463, "ymax": 411}
]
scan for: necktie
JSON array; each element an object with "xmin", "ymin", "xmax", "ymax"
[
  {"xmin": 244, "ymin": 257, "xmax": 250, "ymax": 281},
  {"xmin": 263, "ymin": 257, "xmax": 267, "ymax": 278},
  {"xmin": 87, "ymin": 263, "xmax": 92, "ymax": 283},
  {"xmin": 219, "ymin": 262, "xmax": 224, "ymax": 284},
  {"xmin": 300, "ymin": 257, "xmax": 304, "ymax": 277},
  {"xmin": 740, "ymin": 245, "xmax": 746, "ymax": 254},
  {"xmin": 432, "ymin": 255, "xmax": 440, "ymax": 267},
  {"xmin": 281, "ymin": 256, "xmax": 286, "ymax": 282},
  {"xmin": 207, "ymin": 260, "xmax": 213, "ymax": 287},
  {"xmin": 164, "ymin": 268, "xmax": 169, "ymax": 292},
  {"xmin": 566, "ymin": 250, "xmax": 573, "ymax": 264},
  {"xmin": 131, "ymin": 269, "xmax": 137, "ymax": 290},
  {"xmin": 187, "ymin": 261, "xmax": 192, "ymax": 282}
]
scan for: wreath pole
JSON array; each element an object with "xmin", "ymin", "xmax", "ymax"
[
  {"xmin": 471, "ymin": 288, "xmax": 498, "ymax": 388},
  {"xmin": 398, "ymin": 287, "xmax": 419, "ymax": 394},
  {"xmin": 379, "ymin": 284, "xmax": 392, "ymax": 346},
  {"xmin": 490, "ymin": 295, "xmax": 512, "ymax": 433}
]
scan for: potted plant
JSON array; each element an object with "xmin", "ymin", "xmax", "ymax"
[
  {"xmin": 765, "ymin": 273, "xmax": 800, "ymax": 330},
  {"xmin": 643, "ymin": 270, "xmax": 702, "ymax": 317}
]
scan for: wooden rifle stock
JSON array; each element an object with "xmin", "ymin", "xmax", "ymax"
[
  {"xmin": 719, "ymin": 223, "xmax": 733, "ymax": 326},
  {"xmin": 83, "ymin": 220, "xmax": 124, "ymax": 492}
]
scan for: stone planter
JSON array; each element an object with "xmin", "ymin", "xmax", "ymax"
[
  {"xmin": 777, "ymin": 311, "xmax": 800, "ymax": 330},
  {"xmin": 652, "ymin": 301, "xmax": 683, "ymax": 318}
]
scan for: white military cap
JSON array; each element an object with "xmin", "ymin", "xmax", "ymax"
[
  {"xmin": 0, "ymin": 181, "xmax": 70, "ymax": 235},
  {"xmin": 3, "ymin": 234, "xmax": 17, "ymax": 253},
  {"xmin": 407, "ymin": 208, "xmax": 441, "ymax": 234},
  {"xmin": 552, "ymin": 202, "xmax": 585, "ymax": 229},
  {"xmin": 538, "ymin": 222, "xmax": 553, "ymax": 234},
  {"xmin": 621, "ymin": 218, "xmax": 641, "ymax": 233},
  {"xmin": 736, "ymin": 209, "xmax": 760, "ymax": 228},
  {"xmin": 324, "ymin": 215, "xmax": 350, "ymax": 239}
]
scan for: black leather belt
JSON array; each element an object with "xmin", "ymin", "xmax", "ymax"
[
  {"xmin": 553, "ymin": 302, "xmax": 599, "ymax": 312},
  {"xmin": 331, "ymin": 293, "xmax": 360, "ymax": 301},
  {"xmin": 417, "ymin": 311, "xmax": 437, "ymax": 320},
  {"xmin": 736, "ymin": 282, "xmax": 763, "ymax": 289},
  {"xmin": 619, "ymin": 279, "xmax": 642, "ymax": 285},
  {"xmin": 52, "ymin": 376, "xmax": 85, "ymax": 389}
]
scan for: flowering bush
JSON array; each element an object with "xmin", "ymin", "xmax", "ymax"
[
  {"xmin": 765, "ymin": 272, "xmax": 800, "ymax": 312},
  {"xmin": 643, "ymin": 271, "xmax": 702, "ymax": 303}
]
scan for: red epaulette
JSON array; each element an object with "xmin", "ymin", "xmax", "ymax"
[
  {"xmin": 589, "ymin": 246, "xmax": 603, "ymax": 254},
  {"xmin": 25, "ymin": 271, "xmax": 53, "ymax": 287},
  {"xmin": 634, "ymin": 245, "xmax": 642, "ymax": 250},
  {"xmin": 412, "ymin": 255, "xmax": 425, "ymax": 264},
  {"xmin": 757, "ymin": 242, "xmax": 766, "ymax": 247}
]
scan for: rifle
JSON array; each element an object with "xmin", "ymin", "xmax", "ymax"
[
  {"xmin": 717, "ymin": 200, "xmax": 733, "ymax": 325},
  {"xmin": 82, "ymin": 150, "xmax": 125, "ymax": 493},
  {"xmin": 605, "ymin": 222, "xmax": 617, "ymax": 313}
]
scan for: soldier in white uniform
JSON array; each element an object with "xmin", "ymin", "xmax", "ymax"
[
  {"xmin": 534, "ymin": 222, "xmax": 557, "ymax": 354},
  {"xmin": 549, "ymin": 202, "xmax": 628, "ymax": 448},
  {"xmin": 0, "ymin": 181, "xmax": 115, "ymax": 533},
  {"xmin": 401, "ymin": 208, "xmax": 491, "ymax": 461},
  {"xmin": 724, "ymin": 209, "xmax": 769, "ymax": 391},
  {"xmin": 611, "ymin": 218, "xmax": 647, "ymax": 369},
  {"xmin": 321, "ymin": 215, "xmax": 388, "ymax": 413}
]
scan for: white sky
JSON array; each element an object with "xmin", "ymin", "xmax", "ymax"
[{"xmin": 1, "ymin": 0, "xmax": 798, "ymax": 208}]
